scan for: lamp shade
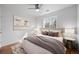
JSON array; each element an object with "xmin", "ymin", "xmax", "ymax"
[
  {"xmin": 64, "ymin": 28, "xmax": 75, "ymax": 40},
  {"xmin": 64, "ymin": 28, "xmax": 75, "ymax": 34}
]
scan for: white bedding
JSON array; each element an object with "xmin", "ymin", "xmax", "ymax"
[
  {"xmin": 26, "ymin": 33, "xmax": 63, "ymax": 43},
  {"xmin": 36, "ymin": 34, "xmax": 63, "ymax": 43}
]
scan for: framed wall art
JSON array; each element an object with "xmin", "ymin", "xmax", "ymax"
[
  {"xmin": 13, "ymin": 16, "xmax": 29, "ymax": 30},
  {"xmin": 42, "ymin": 16, "xmax": 57, "ymax": 30}
]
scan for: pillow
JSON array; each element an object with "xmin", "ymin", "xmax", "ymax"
[
  {"xmin": 48, "ymin": 31, "xmax": 59, "ymax": 37},
  {"xmin": 42, "ymin": 31, "xmax": 48, "ymax": 35},
  {"xmin": 41, "ymin": 30, "xmax": 63, "ymax": 37},
  {"xmin": 49, "ymin": 30, "xmax": 63, "ymax": 37}
]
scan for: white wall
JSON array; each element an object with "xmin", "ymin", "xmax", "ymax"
[
  {"xmin": 1, "ymin": 5, "xmax": 38, "ymax": 47},
  {"xmin": 77, "ymin": 5, "xmax": 79, "ymax": 50},
  {"xmin": 0, "ymin": 5, "xmax": 2, "ymax": 47},
  {"xmin": 37, "ymin": 5, "xmax": 77, "ymax": 29}
]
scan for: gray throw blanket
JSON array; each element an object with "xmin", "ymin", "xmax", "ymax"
[{"xmin": 24, "ymin": 35, "xmax": 65, "ymax": 54}]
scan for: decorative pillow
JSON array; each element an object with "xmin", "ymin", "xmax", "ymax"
[
  {"xmin": 49, "ymin": 30, "xmax": 63, "ymax": 37},
  {"xmin": 48, "ymin": 31, "xmax": 59, "ymax": 37}
]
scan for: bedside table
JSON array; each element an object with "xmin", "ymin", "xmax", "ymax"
[
  {"xmin": 63, "ymin": 37, "xmax": 78, "ymax": 54},
  {"xmin": 63, "ymin": 37, "xmax": 75, "ymax": 49}
]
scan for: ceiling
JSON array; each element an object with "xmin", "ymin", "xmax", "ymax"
[{"xmin": 3, "ymin": 4, "xmax": 74, "ymax": 17}]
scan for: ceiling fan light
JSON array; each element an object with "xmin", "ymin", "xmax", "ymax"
[{"xmin": 36, "ymin": 9, "xmax": 39, "ymax": 12}]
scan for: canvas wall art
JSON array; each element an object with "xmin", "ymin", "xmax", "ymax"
[
  {"xmin": 42, "ymin": 16, "xmax": 57, "ymax": 30},
  {"xmin": 13, "ymin": 16, "xmax": 29, "ymax": 30}
]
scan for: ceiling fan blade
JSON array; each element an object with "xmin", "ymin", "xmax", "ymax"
[
  {"xmin": 28, "ymin": 4, "xmax": 42, "ymax": 10},
  {"xmin": 28, "ymin": 8, "xmax": 35, "ymax": 9}
]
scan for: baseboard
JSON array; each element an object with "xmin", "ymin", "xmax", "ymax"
[{"xmin": 0, "ymin": 40, "xmax": 19, "ymax": 48}]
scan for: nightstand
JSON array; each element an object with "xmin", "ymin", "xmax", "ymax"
[
  {"xmin": 63, "ymin": 37, "xmax": 77, "ymax": 54},
  {"xmin": 63, "ymin": 37, "xmax": 75, "ymax": 49}
]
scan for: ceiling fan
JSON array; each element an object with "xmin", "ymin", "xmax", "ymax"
[{"xmin": 28, "ymin": 4, "xmax": 42, "ymax": 11}]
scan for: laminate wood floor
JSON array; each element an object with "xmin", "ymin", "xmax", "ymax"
[{"xmin": 0, "ymin": 43, "xmax": 78, "ymax": 54}]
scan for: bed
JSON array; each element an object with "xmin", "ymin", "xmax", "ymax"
[
  {"xmin": 21, "ymin": 34, "xmax": 65, "ymax": 54},
  {"xmin": 11, "ymin": 29, "xmax": 66, "ymax": 54}
]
